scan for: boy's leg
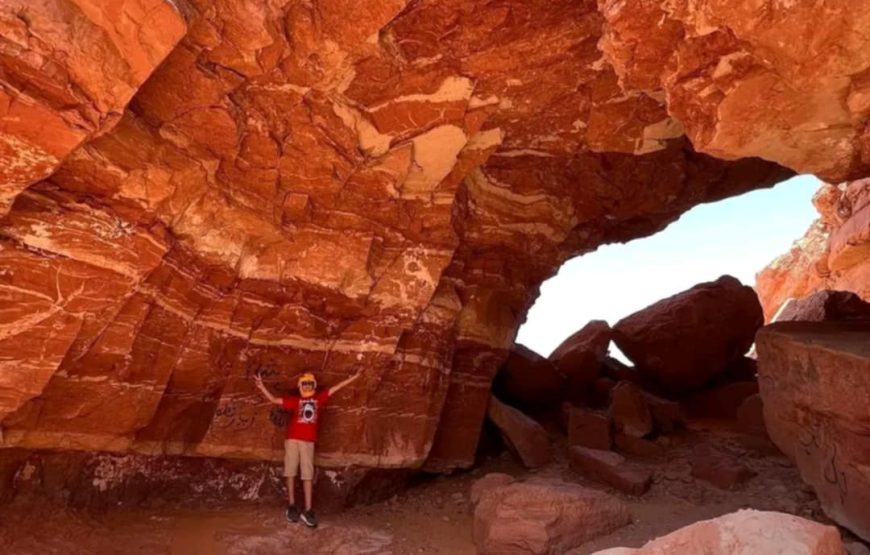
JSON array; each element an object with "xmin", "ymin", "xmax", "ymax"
[
  {"xmin": 299, "ymin": 441, "xmax": 317, "ymax": 527},
  {"xmin": 284, "ymin": 440, "xmax": 301, "ymax": 521}
]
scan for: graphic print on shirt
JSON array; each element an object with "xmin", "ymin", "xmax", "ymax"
[{"xmin": 298, "ymin": 399, "xmax": 317, "ymax": 424}]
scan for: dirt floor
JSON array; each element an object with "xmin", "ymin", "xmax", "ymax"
[{"xmin": 0, "ymin": 421, "xmax": 865, "ymax": 554}]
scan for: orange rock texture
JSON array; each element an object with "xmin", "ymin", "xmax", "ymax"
[
  {"xmin": 757, "ymin": 180, "xmax": 870, "ymax": 321},
  {"xmin": 1, "ymin": 0, "xmax": 867, "ymax": 472}
]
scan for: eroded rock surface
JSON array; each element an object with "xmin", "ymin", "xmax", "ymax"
[
  {"xmin": 0, "ymin": 0, "xmax": 866, "ymax": 476},
  {"xmin": 758, "ymin": 180, "xmax": 870, "ymax": 321},
  {"xmin": 473, "ymin": 476, "xmax": 631, "ymax": 555},
  {"xmin": 757, "ymin": 321, "xmax": 870, "ymax": 541}
]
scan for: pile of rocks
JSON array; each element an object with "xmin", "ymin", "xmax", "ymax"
[
  {"xmin": 488, "ymin": 279, "xmax": 870, "ymax": 548},
  {"xmin": 490, "ymin": 276, "xmax": 765, "ymax": 493}
]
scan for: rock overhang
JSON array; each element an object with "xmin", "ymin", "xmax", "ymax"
[{"xmin": 0, "ymin": 0, "xmax": 866, "ymax": 471}]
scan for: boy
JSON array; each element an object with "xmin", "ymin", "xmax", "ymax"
[{"xmin": 253, "ymin": 369, "xmax": 361, "ymax": 527}]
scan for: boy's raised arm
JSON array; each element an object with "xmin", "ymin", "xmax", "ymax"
[
  {"xmin": 328, "ymin": 369, "xmax": 363, "ymax": 396},
  {"xmin": 253, "ymin": 374, "xmax": 283, "ymax": 405}
]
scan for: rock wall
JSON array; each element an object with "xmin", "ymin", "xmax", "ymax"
[
  {"xmin": 0, "ymin": 0, "xmax": 867, "ymax": 473},
  {"xmin": 757, "ymin": 321, "xmax": 870, "ymax": 541},
  {"xmin": 757, "ymin": 180, "xmax": 870, "ymax": 321}
]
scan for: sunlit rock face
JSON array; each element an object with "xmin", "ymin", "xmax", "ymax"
[
  {"xmin": 597, "ymin": 0, "xmax": 870, "ymax": 182},
  {"xmin": 2, "ymin": 0, "xmax": 864, "ymax": 473},
  {"xmin": 757, "ymin": 180, "xmax": 870, "ymax": 321}
]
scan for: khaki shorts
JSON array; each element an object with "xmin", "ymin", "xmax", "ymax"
[{"xmin": 284, "ymin": 439, "xmax": 315, "ymax": 480}]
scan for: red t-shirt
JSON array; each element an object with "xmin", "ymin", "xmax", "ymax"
[{"xmin": 282, "ymin": 390, "xmax": 329, "ymax": 442}]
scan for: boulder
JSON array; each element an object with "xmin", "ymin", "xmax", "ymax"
[
  {"xmin": 567, "ymin": 407, "xmax": 612, "ymax": 451},
  {"xmin": 569, "ymin": 446, "xmax": 652, "ymax": 496},
  {"xmin": 682, "ymin": 382, "xmax": 759, "ymax": 420},
  {"xmin": 690, "ymin": 445, "xmax": 756, "ymax": 490},
  {"xmin": 608, "ymin": 381, "xmax": 653, "ymax": 438},
  {"xmin": 777, "ymin": 290, "xmax": 870, "ymax": 323},
  {"xmin": 757, "ymin": 321, "xmax": 870, "ymax": 541},
  {"xmin": 495, "ymin": 345, "xmax": 566, "ymax": 407},
  {"xmin": 549, "ymin": 321, "xmax": 612, "ymax": 396},
  {"xmin": 613, "ymin": 276, "xmax": 763, "ymax": 393},
  {"xmin": 473, "ymin": 477, "xmax": 631, "ymax": 555},
  {"xmin": 584, "ymin": 509, "xmax": 846, "ymax": 555},
  {"xmin": 487, "ymin": 396, "xmax": 553, "ymax": 469},
  {"xmin": 601, "ymin": 357, "xmax": 642, "ymax": 384}
]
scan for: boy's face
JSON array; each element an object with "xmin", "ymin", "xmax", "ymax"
[{"xmin": 299, "ymin": 378, "xmax": 316, "ymax": 398}]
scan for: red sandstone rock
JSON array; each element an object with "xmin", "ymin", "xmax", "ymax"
[
  {"xmin": 584, "ymin": 509, "xmax": 847, "ymax": 555},
  {"xmin": 473, "ymin": 477, "xmax": 631, "ymax": 555},
  {"xmin": 487, "ymin": 396, "xmax": 552, "ymax": 469},
  {"xmin": 0, "ymin": 0, "xmax": 856, "ymax": 476},
  {"xmin": 758, "ymin": 181, "xmax": 870, "ymax": 322},
  {"xmin": 608, "ymin": 381, "xmax": 653, "ymax": 438},
  {"xmin": 0, "ymin": 0, "xmax": 186, "ymax": 215},
  {"xmin": 0, "ymin": 448, "xmax": 407, "ymax": 512},
  {"xmin": 613, "ymin": 276, "xmax": 763, "ymax": 393},
  {"xmin": 641, "ymin": 392, "xmax": 683, "ymax": 434},
  {"xmin": 598, "ymin": 0, "xmax": 870, "ymax": 181},
  {"xmin": 777, "ymin": 290, "xmax": 870, "ymax": 323},
  {"xmin": 470, "ymin": 473, "xmax": 516, "ymax": 506},
  {"xmin": 549, "ymin": 320, "xmax": 611, "ymax": 396},
  {"xmin": 494, "ymin": 345, "xmax": 565, "ymax": 407},
  {"xmin": 757, "ymin": 321, "xmax": 870, "ymax": 541},
  {"xmin": 690, "ymin": 445, "xmax": 756, "ymax": 490},
  {"xmin": 567, "ymin": 407, "xmax": 612, "ymax": 451},
  {"xmin": 601, "ymin": 357, "xmax": 642, "ymax": 384},
  {"xmin": 590, "ymin": 377, "xmax": 617, "ymax": 408},
  {"xmin": 682, "ymin": 382, "xmax": 759, "ymax": 420},
  {"xmin": 569, "ymin": 446, "xmax": 652, "ymax": 496}
]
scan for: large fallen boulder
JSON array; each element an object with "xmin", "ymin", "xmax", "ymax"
[
  {"xmin": 494, "ymin": 345, "xmax": 566, "ymax": 407},
  {"xmin": 757, "ymin": 321, "xmax": 870, "ymax": 541},
  {"xmin": 473, "ymin": 476, "xmax": 631, "ymax": 555},
  {"xmin": 613, "ymin": 276, "xmax": 763, "ymax": 393},
  {"xmin": 549, "ymin": 321, "xmax": 612, "ymax": 398},
  {"xmin": 583, "ymin": 509, "xmax": 846, "ymax": 555},
  {"xmin": 487, "ymin": 396, "xmax": 553, "ymax": 468}
]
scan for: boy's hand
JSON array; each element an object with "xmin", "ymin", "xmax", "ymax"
[{"xmin": 253, "ymin": 373, "xmax": 264, "ymax": 389}]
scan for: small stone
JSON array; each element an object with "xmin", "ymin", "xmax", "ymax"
[{"xmin": 569, "ymin": 446, "xmax": 652, "ymax": 496}]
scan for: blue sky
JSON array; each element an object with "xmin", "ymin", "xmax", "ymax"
[{"xmin": 517, "ymin": 174, "xmax": 821, "ymax": 357}]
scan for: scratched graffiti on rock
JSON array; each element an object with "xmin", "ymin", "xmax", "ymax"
[
  {"xmin": 214, "ymin": 402, "xmax": 256, "ymax": 432},
  {"xmin": 797, "ymin": 418, "xmax": 848, "ymax": 504}
]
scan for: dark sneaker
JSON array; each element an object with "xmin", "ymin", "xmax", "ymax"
[
  {"xmin": 300, "ymin": 510, "xmax": 317, "ymax": 528},
  {"xmin": 286, "ymin": 505, "xmax": 300, "ymax": 523}
]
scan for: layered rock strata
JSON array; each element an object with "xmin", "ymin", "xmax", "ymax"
[{"xmin": 1, "ymin": 0, "xmax": 866, "ymax": 476}]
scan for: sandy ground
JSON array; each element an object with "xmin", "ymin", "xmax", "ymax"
[{"xmin": 1, "ymin": 422, "xmax": 864, "ymax": 554}]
